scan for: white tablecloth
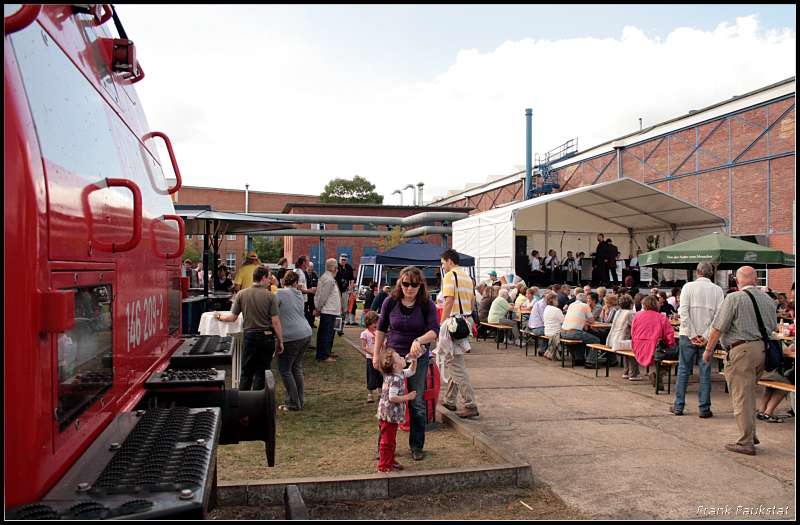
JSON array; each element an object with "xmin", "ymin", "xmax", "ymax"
[
  {"xmin": 198, "ymin": 311, "xmax": 243, "ymax": 388},
  {"xmin": 198, "ymin": 311, "xmax": 243, "ymax": 336}
]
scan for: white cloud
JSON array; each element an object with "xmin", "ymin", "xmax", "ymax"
[
  {"xmin": 372, "ymin": 14, "xmax": 794, "ymax": 201},
  {"xmin": 123, "ymin": 10, "xmax": 794, "ymax": 203}
]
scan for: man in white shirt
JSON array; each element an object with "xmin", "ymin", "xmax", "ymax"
[
  {"xmin": 544, "ymin": 250, "xmax": 559, "ymax": 284},
  {"xmin": 475, "ymin": 283, "xmax": 486, "ymax": 305},
  {"xmin": 294, "ymin": 256, "xmax": 317, "ymax": 304},
  {"xmin": 672, "ymin": 262, "xmax": 724, "ymax": 418}
]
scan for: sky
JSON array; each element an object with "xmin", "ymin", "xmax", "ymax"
[{"xmin": 114, "ymin": 5, "xmax": 796, "ymax": 205}]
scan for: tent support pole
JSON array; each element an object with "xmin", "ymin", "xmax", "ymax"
[
  {"xmin": 203, "ymin": 220, "xmax": 210, "ymax": 300},
  {"xmin": 545, "ymin": 203, "xmax": 549, "ymax": 257}
]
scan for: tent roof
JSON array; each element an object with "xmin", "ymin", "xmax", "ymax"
[
  {"xmin": 174, "ymin": 205, "xmax": 298, "ymax": 235},
  {"xmin": 640, "ymin": 233, "xmax": 795, "ymax": 270},
  {"xmin": 455, "ymin": 178, "xmax": 727, "ymax": 234},
  {"xmin": 375, "ymin": 238, "xmax": 475, "ymax": 267}
]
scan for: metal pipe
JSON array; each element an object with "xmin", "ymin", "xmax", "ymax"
[
  {"xmin": 402, "ymin": 184, "xmax": 417, "ymax": 207},
  {"xmin": 245, "ymin": 183, "xmax": 252, "ymax": 253},
  {"xmin": 525, "ymin": 108, "xmax": 532, "ymax": 200},
  {"xmin": 417, "ymin": 182, "xmax": 424, "ymax": 206},
  {"xmin": 401, "ymin": 226, "xmax": 452, "ymax": 237},
  {"xmin": 391, "ymin": 189, "xmax": 403, "ymax": 205},
  {"xmin": 246, "ymin": 211, "xmax": 469, "ymax": 226},
  {"xmin": 246, "ymin": 226, "xmax": 454, "ymax": 238},
  {"xmin": 253, "ymin": 229, "xmax": 386, "ymax": 237}
]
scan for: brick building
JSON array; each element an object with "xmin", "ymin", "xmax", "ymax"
[
  {"xmin": 172, "ymin": 185, "xmax": 471, "ymax": 278},
  {"xmin": 434, "ymin": 77, "xmax": 796, "ymax": 293},
  {"xmin": 173, "ymin": 186, "xmax": 317, "ymax": 271},
  {"xmin": 281, "ymin": 203, "xmax": 472, "ymax": 272}
]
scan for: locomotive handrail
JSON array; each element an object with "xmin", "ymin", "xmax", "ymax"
[
  {"xmin": 130, "ymin": 61, "xmax": 145, "ymax": 83},
  {"xmin": 4, "ymin": 4, "xmax": 42, "ymax": 35},
  {"xmin": 81, "ymin": 178, "xmax": 143, "ymax": 253},
  {"xmin": 144, "ymin": 131, "xmax": 182, "ymax": 194},
  {"xmin": 97, "ymin": 4, "xmax": 113, "ymax": 25},
  {"xmin": 150, "ymin": 214, "xmax": 185, "ymax": 259}
]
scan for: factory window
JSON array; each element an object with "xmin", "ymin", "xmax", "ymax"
[
  {"xmin": 226, "ymin": 234, "xmax": 237, "ymax": 241},
  {"xmin": 226, "ymin": 253, "xmax": 236, "ymax": 269}
]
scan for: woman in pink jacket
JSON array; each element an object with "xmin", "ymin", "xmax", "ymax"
[{"xmin": 632, "ymin": 295, "xmax": 676, "ymax": 390}]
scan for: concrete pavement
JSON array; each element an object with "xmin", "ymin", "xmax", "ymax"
[
  {"xmin": 439, "ymin": 335, "xmax": 795, "ymax": 519},
  {"xmin": 340, "ymin": 321, "xmax": 794, "ymax": 519}
]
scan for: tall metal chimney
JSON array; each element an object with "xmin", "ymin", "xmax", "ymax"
[
  {"xmin": 525, "ymin": 108, "xmax": 532, "ymax": 200},
  {"xmin": 417, "ymin": 182, "xmax": 424, "ymax": 207},
  {"xmin": 391, "ymin": 189, "xmax": 403, "ymax": 205}
]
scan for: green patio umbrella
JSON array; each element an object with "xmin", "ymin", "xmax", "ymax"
[{"xmin": 640, "ymin": 233, "xmax": 795, "ymax": 271}]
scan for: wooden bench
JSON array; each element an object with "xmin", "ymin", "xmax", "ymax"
[
  {"xmin": 652, "ymin": 359, "xmax": 680, "ymax": 395},
  {"xmin": 757, "ymin": 380, "xmax": 795, "ymax": 393},
  {"xmin": 560, "ymin": 339, "xmax": 584, "ymax": 368},
  {"xmin": 586, "ymin": 344, "xmax": 636, "ymax": 377},
  {"xmin": 521, "ymin": 331, "xmax": 548, "ymax": 357},
  {"xmin": 478, "ymin": 322, "xmax": 513, "ymax": 349}
]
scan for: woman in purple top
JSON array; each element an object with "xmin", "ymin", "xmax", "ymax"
[{"xmin": 372, "ymin": 266, "xmax": 440, "ymax": 461}]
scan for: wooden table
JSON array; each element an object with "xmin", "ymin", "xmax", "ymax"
[
  {"xmin": 773, "ymin": 332, "xmax": 795, "ymax": 342},
  {"xmin": 669, "ymin": 318, "xmax": 681, "ymax": 327},
  {"xmin": 592, "ymin": 322, "xmax": 612, "ymax": 330}
]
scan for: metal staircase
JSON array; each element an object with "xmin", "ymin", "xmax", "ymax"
[{"xmin": 530, "ymin": 138, "xmax": 578, "ymax": 198}]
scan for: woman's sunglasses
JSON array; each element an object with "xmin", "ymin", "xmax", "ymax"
[{"xmin": 401, "ymin": 281, "xmax": 420, "ymax": 288}]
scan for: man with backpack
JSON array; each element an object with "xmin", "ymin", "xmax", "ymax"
[
  {"xmin": 437, "ymin": 249, "xmax": 479, "ymax": 419},
  {"xmin": 703, "ymin": 266, "xmax": 778, "ymax": 456}
]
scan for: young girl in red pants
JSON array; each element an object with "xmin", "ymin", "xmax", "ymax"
[{"xmin": 376, "ymin": 349, "xmax": 417, "ymax": 472}]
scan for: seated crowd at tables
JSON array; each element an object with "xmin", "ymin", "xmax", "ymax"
[{"xmin": 512, "ymin": 274, "xmax": 795, "ymax": 393}]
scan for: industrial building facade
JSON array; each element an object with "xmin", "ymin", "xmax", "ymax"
[
  {"xmin": 281, "ymin": 203, "xmax": 471, "ymax": 271},
  {"xmin": 435, "ymin": 77, "xmax": 796, "ymax": 293},
  {"xmin": 173, "ymin": 186, "xmax": 317, "ymax": 270}
]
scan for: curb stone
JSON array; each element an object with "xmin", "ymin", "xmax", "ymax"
[{"xmin": 217, "ymin": 330, "xmax": 533, "ymax": 506}]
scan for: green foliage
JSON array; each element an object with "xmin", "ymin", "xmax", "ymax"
[
  {"xmin": 318, "ymin": 175, "xmax": 383, "ymax": 204},
  {"xmin": 182, "ymin": 240, "xmax": 200, "ymax": 262},
  {"xmin": 253, "ymin": 236, "xmax": 284, "ymax": 264},
  {"xmin": 378, "ymin": 227, "xmax": 406, "ymax": 252},
  {"xmin": 645, "ymin": 234, "xmax": 660, "ymax": 252}
]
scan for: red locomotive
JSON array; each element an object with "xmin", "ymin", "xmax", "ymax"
[{"xmin": 5, "ymin": 5, "xmax": 274, "ymax": 518}]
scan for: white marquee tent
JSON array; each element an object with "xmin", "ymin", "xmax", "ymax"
[{"xmin": 452, "ymin": 178, "xmax": 727, "ymax": 282}]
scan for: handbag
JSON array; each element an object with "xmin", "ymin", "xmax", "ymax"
[
  {"xmin": 470, "ymin": 275, "xmax": 480, "ymax": 325},
  {"xmin": 653, "ymin": 339, "xmax": 679, "ymax": 361},
  {"xmin": 449, "ymin": 271, "xmax": 471, "ymax": 340},
  {"xmin": 743, "ymin": 289, "xmax": 783, "ymax": 372}
]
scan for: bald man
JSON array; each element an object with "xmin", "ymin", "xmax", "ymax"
[{"xmin": 704, "ymin": 266, "xmax": 777, "ymax": 456}]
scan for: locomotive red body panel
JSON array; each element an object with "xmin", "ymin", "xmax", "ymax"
[{"xmin": 4, "ymin": 5, "xmax": 185, "ymax": 508}]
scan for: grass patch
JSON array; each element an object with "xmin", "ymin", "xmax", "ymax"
[{"xmin": 217, "ymin": 328, "xmax": 494, "ymax": 481}]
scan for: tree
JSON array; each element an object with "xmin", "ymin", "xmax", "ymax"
[
  {"xmin": 378, "ymin": 227, "xmax": 406, "ymax": 252},
  {"xmin": 253, "ymin": 236, "xmax": 284, "ymax": 264},
  {"xmin": 182, "ymin": 240, "xmax": 200, "ymax": 263},
  {"xmin": 645, "ymin": 234, "xmax": 660, "ymax": 252},
  {"xmin": 318, "ymin": 175, "xmax": 383, "ymax": 204}
]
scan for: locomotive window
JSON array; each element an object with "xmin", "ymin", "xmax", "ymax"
[
  {"xmin": 57, "ymin": 284, "xmax": 114, "ymax": 433},
  {"xmin": 168, "ymin": 267, "xmax": 181, "ymax": 335}
]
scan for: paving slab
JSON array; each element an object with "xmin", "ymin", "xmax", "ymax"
[
  {"xmin": 440, "ymin": 337, "xmax": 796, "ymax": 520},
  {"xmin": 340, "ymin": 325, "xmax": 795, "ymax": 519}
]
